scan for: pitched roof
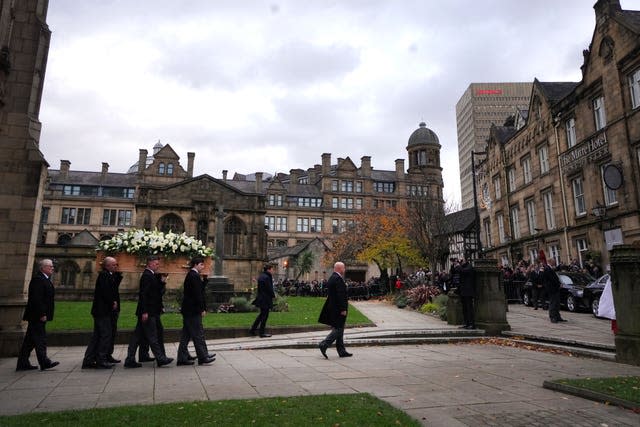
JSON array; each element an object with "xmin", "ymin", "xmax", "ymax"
[
  {"xmin": 48, "ymin": 170, "xmax": 137, "ymax": 186},
  {"xmin": 537, "ymin": 82, "xmax": 579, "ymax": 104},
  {"xmin": 445, "ymin": 208, "xmax": 476, "ymax": 234}
]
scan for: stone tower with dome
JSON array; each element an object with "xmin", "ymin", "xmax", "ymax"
[{"xmin": 405, "ymin": 122, "xmax": 444, "ymax": 206}]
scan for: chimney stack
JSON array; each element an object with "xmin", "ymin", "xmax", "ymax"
[
  {"xmin": 255, "ymin": 172, "xmax": 264, "ymax": 193},
  {"xmin": 321, "ymin": 153, "xmax": 331, "ymax": 176},
  {"xmin": 138, "ymin": 149, "xmax": 147, "ymax": 175},
  {"xmin": 60, "ymin": 160, "xmax": 71, "ymax": 179},
  {"xmin": 395, "ymin": 159, "xmax": 404, "ymax": 180},
  {"xmin": 187, "ymin": 152, "xmax": 195, "ymax": 178},
  {"xmin": 360, "ymin": 156, "xmax": 371, "ymax": 177},
  {"xmin": 101, "ymin": 162, "xmax": 109, "ymax": 176},
  {"xmin": 222, "ymin": 170, "xmax": 228, "ymax": 181}
]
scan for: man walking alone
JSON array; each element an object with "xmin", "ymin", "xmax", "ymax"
[{"xmin": 318, "ymin": 262, "xmax": 352, "ymax": 358}]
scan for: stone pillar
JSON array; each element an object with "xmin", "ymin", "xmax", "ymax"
[
  {"xmin": 473, "ymin": 258, "xmax": 510, "ymax": 335},
  {"xmin": 610, "ymin": 245, "xmax": 640, "ymax": 366},
  {"xmin": 0, "ymin": 0, "xmax": 51, "ymax": 356},
  {"xmin": 446, "ymin": 291, "xmax": 464, "ymax": 325}
]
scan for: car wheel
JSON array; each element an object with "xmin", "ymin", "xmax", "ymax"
[
  {"xmin": 523, "ymin": 291, "xmax": 531, "ymax": 307},
  {"xmin": 566, "ymin": 295, "xmax": 577, "ymax": 312},
  {"xmin": 591, "ymin": 298, "xmax": 600, "ymax": 317}
]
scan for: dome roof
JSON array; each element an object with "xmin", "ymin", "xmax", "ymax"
[{"xmin": 408, "ymin": 122, "xmax": 439, "ymax": 146}]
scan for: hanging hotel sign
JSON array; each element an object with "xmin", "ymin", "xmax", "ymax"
[{"xmin": 560, "ymin": 132, "xmax": 609, "ymax": 175}]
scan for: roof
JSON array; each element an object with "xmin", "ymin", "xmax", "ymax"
[
  {"xmin": 617, "ymin": 9, "xmax": 640, "ymax": 33},
  {"xmin": 491, "ymin": 125, "xmax": 517, "ymax": 145},
  {"xmin": 537, "ymin": 82, "xmax": 579, "ymax": 104},
  {"xmin": 48, "ymin": 170, "xmax": 137, "ymax": 187},
  {"xmin": 444, "ymin": 208, "xmax": 476, "ymax": 234},
  {"xmin": 407, "ymin": 122, "xmax": 440, "ymax": 147}
]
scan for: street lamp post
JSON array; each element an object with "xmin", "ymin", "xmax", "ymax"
[{"xmin": 471, "ymin": 150, "xmax": 487, "ymax": 258}]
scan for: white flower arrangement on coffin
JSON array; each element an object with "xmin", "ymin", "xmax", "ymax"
[{"xmin": 97, "ymin": 228, "xmax": 214, "ymax": 259}]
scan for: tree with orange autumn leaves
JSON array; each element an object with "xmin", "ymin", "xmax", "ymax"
[{"xmin": 326, "ymin": 206, "xmax": 425, "ymax": 283}]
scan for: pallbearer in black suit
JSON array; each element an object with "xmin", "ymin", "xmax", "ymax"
[
  {"xmin": 318, "ymin": 262, "xmax": 352, "ymax": 358},
  {"xmin": 250, "ymin": 263, "xmax": 276, "ymax": 338},
  {"xmin": 16, "ymin": 259, "xmax": 59, "ymax": 371},
  {"xmin": 82, "ymin": 256, "xmax": 122, "ymax": 369},
  {"xmin": 124, "ymin": 256, "xmax": 173, "ymax": 368},
  {"xmin": 177, "ymin": 257, "xmax": 215, "ymax": 366}
]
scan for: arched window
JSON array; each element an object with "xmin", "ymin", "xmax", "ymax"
[
  {"xmin": 58, "ymin": 260, "xmax": 80, "ymax": 288},
  {"xmin": 157, "ymin": 213, "xmax": 185, "ymax": 234},
  {"xmin": 158, "ymin": 162, "xmax": 165, "ymax": 175},
  {"xmin": 57, "ymin": 233, "xmax": 72, "ymax": 245},
  {"xmin": 166, "ymin": 163, "xmax": 174, "ymax": 176},
  {"xmin": 197, "ymin": 219, "xmax": 208, "ymax": 243},
  {"xmin": 99, "ymin": 234, "xmax": 113, "ymax": 241},
  {"xmin": 224, "ymin": 216, "xmax": 245, "ymax": 256}
]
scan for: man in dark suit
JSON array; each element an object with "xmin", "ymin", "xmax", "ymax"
[
  {"xmin": 318, "ymin": 262, "xmax": 352, "ymax": 358},
  {"xmin": 16, "ymin": 259, "xmax": 59, "ymax": 371},
  {"xmin": 457, "ymin": 259, "xmax": 476, "ymax": 329},
  {"xmin": 177, "ymin": 257, "xmax": 215, "ymax": 366},
  {"xmin": 82, "ymin": 256, "xmax": 122, "ymax": 369},
  {"xmin": 543, "ymin": 256, "xmax": 566, "ymax": 323},
  {"xmin": 124, "ymin": 256, "xmax": 173, "ymax": 368},
  {"xmin": 250, "ymin": 263, "xmax": 276, "ymax": 338}
]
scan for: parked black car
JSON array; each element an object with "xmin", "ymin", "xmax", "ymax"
[
  {"xmin": 521, "ymin": 271, "xmax": 594, "ymax": 312},
  {"xmin": 582, "ymin": 273, "xmax": 610, "ymax": 317}
]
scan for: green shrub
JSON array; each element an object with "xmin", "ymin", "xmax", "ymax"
[
  {"xmin": 433, "ymin": 293, "xmax": 448, "ymax": 307},
  {"xmin": 420, "ymin": 302, "xmax": 439, "ymax": 314},
  {"xmin": 273, "ymin": 295, "xmax": 289, "ymax": 312},
  {"xmin": 394, "ymin": 293, "xmax": 408, "ymax": 308},
  {"xmin": 229, "ymin": 296, "xmax": 254, "ymax": 313}
]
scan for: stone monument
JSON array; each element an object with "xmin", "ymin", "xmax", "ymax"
[
  {"xmin": 474, "ymin": 258, "xmax": 510, "ymax": 335},
  {"xmin": 206, "ymin": 206, "xmax": 234, "ymax": 309},
  {"xmin": 610, "ymin": 245, "xmax": 640, "ymax": 366}
]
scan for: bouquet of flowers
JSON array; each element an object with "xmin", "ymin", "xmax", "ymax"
[{"xmin": 97, "ymin": 228, "xmax": 214, "ymax": 259}]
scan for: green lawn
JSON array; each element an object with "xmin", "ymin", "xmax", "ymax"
[
  {"xmin": 554, "ymin": 376, "xmax": 640, "ymax": 404},
  {"xmin": 0, "ymin": 393, "xmax": 420, "ymax": 426},
  {"xmin": 48, "ymin": 297, "xmax": 371, "ymax": 331}
]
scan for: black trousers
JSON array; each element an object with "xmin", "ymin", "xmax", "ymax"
[
  {"xmin": 251, "ymin": 306, "xmax": 270, "ymax": 334},
  {"xmin": 108, "ymin": 312, "xmax": 119, "ymax": 356},
  {"xmin": 321, "ymin": 326, "xmax": 347, "ymax": 355},
  {"xmin": 126, "ymin": 315, "xmax": 165, "ymax": 362},
  {"xmin": 83, "ymin": 315, "xmax": 112, "ymax": 363},
  {"xmin": 532, "ymin": 286, "xmax": 545, "ymax": 308},
  {"xmin": 460, "ymin": 296, "xmax": 475, "ymax": 327},
  {"xmin": 177, "ymin": 314, "xmax": 208, "ymax": 362},
  {"xmin": 548, "ymin": 288, "xmax": 561, "ymax": 321},
  {"xmin": 138, "ymin": 316, "xmax": 165, "ymax": 358},
  {"xmin": 17, "ymin": 320, "xmax": 49, "ymax": 368}
]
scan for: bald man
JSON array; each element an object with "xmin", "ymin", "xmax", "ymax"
[{"xmin": 318, "ymin": 262, "xmax": 352, "ymax": 358}]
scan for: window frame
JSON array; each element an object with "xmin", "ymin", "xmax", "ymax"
[
  {"xmin": 572, "ymin": 177, "xmax": 586, "ymax": 216},
  {"xmin": 593, "ymin": 96, "xmax": 607, "ymax": 131}
]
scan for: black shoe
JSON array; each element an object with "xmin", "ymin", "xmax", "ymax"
[
  {"xmin": 41, "ymin": 361, "xmax": 59, "ymax": 371},
  {"xmin": 259, "ymin": 334, "xmax": 272, "ymax": 338},
  {"xmin": 319, "ymin": 343, "xmax": 328, "ymax": 359},
  {"xmin": 96, "ymin": 362, "xmax": 115, "ymax": 369},
  {"xmin": 187, "ymin": 354, "xmax": 197, "ymax": 361},
  {"xmin": 81, "ymin": 361, "xmax": 97, "ymax": 369},
  {"xmin": 558, "ymin": 318, "xmax": 567, "ymax": 322},
  {"xmin": 198, "ymin": 356, "xmax": 215, "ymax": 365},
  {"xmin": 106, "ymin": 356, "xmax": 121, "ymax": 363},
  {"xmin": 177, "ymin": 360, "xmax": 195, "ymax": 366},
  {"xmin": 458, "ymin": 325, "xmax": 468, "ymax": 329},
  {"xmin": 139, "ymin": 356, "xmax": 156, "ymax": 362},
  {"xmin": 124, "ymin": 360, "xmax": 142, "ymax": 368},
  {"xmin": 534, "ymin": 307, "xmax": 538, "ymax": 310},
  {"xmin": 338, "ymin": 352, "xmax": 353, "ymax": 358},
  {"xmin": 16, "ymin": 364, "xmax": 38, "ymax": 371},
  {"xmin": 550, "ymin": 319, "xmax": 558, "ymax": 323},
  {"xmin": 157, "ymin": 357, "xmax": 173, "ymax": 367}
]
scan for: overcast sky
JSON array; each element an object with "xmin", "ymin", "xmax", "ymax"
[{"xmin": 38, "ymin": 0, "xmax": 633, "ymax": 206}]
